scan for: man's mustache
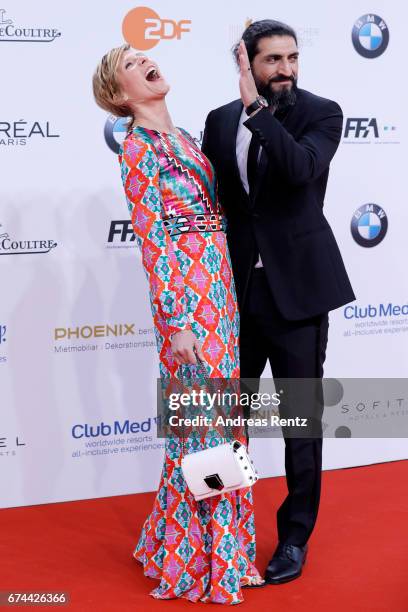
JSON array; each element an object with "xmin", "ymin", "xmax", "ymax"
[{"xmin": 269, "ymin": 75, "xmax": 296, "ymax": 84}]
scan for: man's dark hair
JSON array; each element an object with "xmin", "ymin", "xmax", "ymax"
[{"xmin": 232, "ymin": 19, "xmax": 298, "ymax": 66}]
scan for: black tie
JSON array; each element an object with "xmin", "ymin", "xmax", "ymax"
[{"xmin": 247, "ymin": 135, "xmax": 260, "ymax": 197}]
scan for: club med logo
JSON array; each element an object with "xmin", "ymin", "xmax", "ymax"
[
  {"xmin": 55, "ymin": 324, "xmax": 136, "ymax": 341},
  {"xmin": 351, "ymin": 204, "xmax": 388, "ymax": 248},
  {"xmin": 122, "ymin": 6, "xmax": 191, "ymax": 51},
  {"xmin": 0, "ymin": 119, "xmax": 60, "ymax": 147},
  {"xmin": 107, "ymin": 220, "xmax": 136, "ymax": 248},
  {"xmin": 72, "ymin": 418, "xmax": 153, "ymax": 439},
  {"xmin": 343, "ymin": 118, "xmax": 398, "ymax": 145},
  {"xmin": 0, "ymin": 8, "xmax": 61, "ymax": 43},
  {"xmin": 0, "ymin": 224, "xmax": 57, "ymax": 255},
  {"xmin": 344, "ymin": 303, "xmax": 408, "ymax": 320},
  {"xmin": 352, "ymin": 14, "xmax": 389, "ymax": 58}
]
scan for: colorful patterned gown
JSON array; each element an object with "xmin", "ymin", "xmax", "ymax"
[{"xmin": 119, "ymin": 126, "xmax": 260, "ymax": 605}]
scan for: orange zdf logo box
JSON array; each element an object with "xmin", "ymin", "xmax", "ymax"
[{"xmin": 122, "ymin": 6, "xmax": 191, "ymax": 50}]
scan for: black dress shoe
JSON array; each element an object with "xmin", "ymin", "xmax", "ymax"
[{"xmin": 264, "ymin": 543, "xmax": 308, "ymax": 585}]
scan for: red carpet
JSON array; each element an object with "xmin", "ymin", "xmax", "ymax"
[{"xmin": 1, "ymin": 460, "xmax": 407, "ymax": 611}]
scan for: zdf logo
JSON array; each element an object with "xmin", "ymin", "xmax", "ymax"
[{"xmin": 122, "ymin": 6, "xmax": 191, "ymax": 50}]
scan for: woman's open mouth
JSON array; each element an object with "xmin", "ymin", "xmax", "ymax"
[{"xmin": 145, "ymin": 66, "xmax": 161, "ymax": 82}]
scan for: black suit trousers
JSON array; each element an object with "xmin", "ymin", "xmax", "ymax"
[{"xmin": 240, "ymin": 267, "xmax": 329, "ymax": 547}]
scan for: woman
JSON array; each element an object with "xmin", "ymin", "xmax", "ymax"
[{"xmin": 92, "ymin": 44, "xmax": 264, "ymax": 604}]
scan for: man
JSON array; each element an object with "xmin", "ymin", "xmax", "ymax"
[{"xmin": 202, "ymin": 20, "xmax": 355, "ymax": 585}]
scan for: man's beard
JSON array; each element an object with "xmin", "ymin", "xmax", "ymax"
[{"xmin": 256, "ymin": 76, "xmax": 298, "ymax": 111}]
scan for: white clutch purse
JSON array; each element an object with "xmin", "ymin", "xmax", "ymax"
[
  {"xmin": 181, "ymin": 438, "xmax": 258, "ymax": 500},
  {"xmin": 178, "ymin": 357, "xmax": 259, "ymax": 500}
]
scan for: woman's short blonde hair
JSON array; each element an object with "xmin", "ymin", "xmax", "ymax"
[{"xmin": 92, "ymin": 43, "xmax": 134, "ymax": 125}]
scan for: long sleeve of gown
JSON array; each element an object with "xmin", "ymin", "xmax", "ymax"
[{"xmin": 119, "ymin": 135, "xmax": 191, "ymax": 336}]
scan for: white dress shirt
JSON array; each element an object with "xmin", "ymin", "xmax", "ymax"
[{"xmin": 236, "ymin": 107, "xmax": 263, "ymax": 268}]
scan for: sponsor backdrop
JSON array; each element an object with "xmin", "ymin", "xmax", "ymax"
[{"xmin": 1, "ymin": 1, "xmax": 407, "ymax": 508}]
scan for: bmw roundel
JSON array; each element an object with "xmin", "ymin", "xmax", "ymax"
[
  {"xmin": 104, "ymin": 114, "xmax": 130, "ymax": 154},
  {"xmin": 351, "ymin": 204, "xmax": 388, "ymax": 247},
  {"xmin": 352, "ymin": 14, "xmax": 389, "ymax": 58}
]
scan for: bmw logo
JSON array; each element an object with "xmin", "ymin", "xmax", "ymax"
[
  {"xmin": 351, "ymin": 204, "xmax": 388, "ymax": 247},
  {"xmin": 352, "ymin": 14, "xmax": 389, "ymax": 58},
  {"xmin": 104, "ymin": 114, "xmax": 130, "ymax": 154}
]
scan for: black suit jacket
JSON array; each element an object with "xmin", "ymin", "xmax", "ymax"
[{"xmin": 202, "ymin": 88, "xmax": 356, "ymax": 321}]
